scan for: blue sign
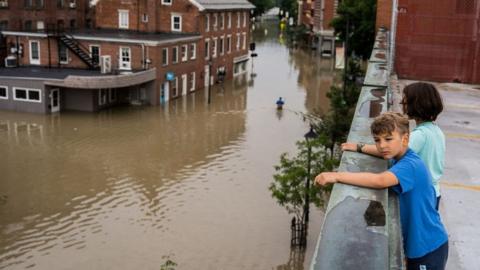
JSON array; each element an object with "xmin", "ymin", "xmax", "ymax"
[{"xmin": 166, "ymin": 72, "xmax": 175, "ymax": 81}]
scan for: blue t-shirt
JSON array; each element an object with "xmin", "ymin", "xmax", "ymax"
[
  {"xmin": 409, "ymin": 122, "xmax": 445, "ymax": 197},
  {"xmin": 389, "ymin": 149, "xmax": 448, "ymax": 259}
]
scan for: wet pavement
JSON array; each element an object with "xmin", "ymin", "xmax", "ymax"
[
  {"xmin": 0, "ymin": 22, "xmax": 336, "ymax": 270},
  {"xmin": 392, "ymin": 79, "xmax": 480, "ymax": 270}
]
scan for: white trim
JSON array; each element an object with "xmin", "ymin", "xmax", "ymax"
[
  {"xmin": 118, "ymin": 10, "xmax": 129, "ymax": 29},
  {"xmin": 227, "ymin": 12, "xmax": 232, "ymax": 29},
  {"xmin": 242, "ymin": 32, "xmax": 246, "ymax": 50},
  {"xmin": 161, "ymin": 0, "xmax": 172, "ymax": 5},
  {"xmin": 67, "ymin": 35, "xmax": 200, "ymax": 46},
  {"xmin": 219, "ymin": 35, "xmax": 225, "ymax": 55},
  {"xmin": 59, "ymin": 43, "xmax": 69, "ymax": 64},
  {"xmin": 190, "ymin": 72, "xmax": 195, "ymax": 91},
  {"xmin": 0, "ymin": 85, "xmax": 8, "ymax": 100},
  {"xmin": 220, "ymin": 13, "xmax": 225, "ymax": 30},
  {"xmin": 243, "ymin": 12, "xmax": 247, "ymax": 27},
  {"xmin": 236, "ymin": 33, "xmax": 240, "ymax": 51},
  {"xmin": 205, "ymin": 14, "xmax": 210, "ymax": 32},
  {"xmin": 213, "ymin": 13, "xmax": 218, "ymax": 31},
  {"xmin": 162, "ymin": 47, "xmax": 169, "ymax": 66},
  {"xmin": 171, "ymin": 13, "xmax": 182, "ymax": 32},
  {"xmin": 172, "ymin": 46, "xmax": 179, "ymax": 63},
  {"xmin": 188, "ymin": 0, "xmax": 204, "ymax": 11},
  {"xmin": 119, "ymin": 47, "xmax": 131, "ymax": 70},
  {"xmin": 50, "ymin": 88, "xmax": 60, "ymax": 113},
  {"xmin": 29, "ymin": 40, "xmax": 40, "ymax": 65},
  {"xmin": 89, "ymin": 44, "xmax": 101, "ymax": 64},
  {"xmin": 226, "ymin": 34, "xmax": 232, "ymax": 53},
  {"xmin": 190, "ymin": 43, "xmax": 196, "ymax": 60},
  {"xmin": 0, "ymin": 31, "xmax": 47, "ymax": 37},
  {"xmin": 212, "ymin": 37, "xmax": 217, "ymax": 58},
  {"xmin": 13, "ymin": 87, "xmax": 42, "ymax": 103},
  {"xmin": 204, "ymin": 38, "xmax": 210, "ymax": 60},
  {"xmin": 172, "ymin": 77, "xmax": 179, "ymax": 97}
]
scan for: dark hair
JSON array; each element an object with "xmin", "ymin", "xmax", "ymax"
[
  {"xmin": 402, "ymin": 82, "xmax": 443, "ymax": 121},
  {"xmin": 371, "ymin": 112, "xmax": 409, "ymax": 136}
]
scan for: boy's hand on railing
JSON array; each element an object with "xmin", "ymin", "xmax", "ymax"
[
  {"xmin": 315, "ymin": 172, "xmax": 338, "ymax": 186},
  {"xmin": 341, "ymin": 142, "xmax": 357, "ymax": 152}
]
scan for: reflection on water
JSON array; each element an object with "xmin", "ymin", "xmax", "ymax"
[{"xmin": 0, "ymin": 22, "xmax": 335, "ymax": 270}]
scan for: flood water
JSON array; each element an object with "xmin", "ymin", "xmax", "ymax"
[{"xmin": 0, "ymin": 22, "xmax": 336, "ymax": 270}]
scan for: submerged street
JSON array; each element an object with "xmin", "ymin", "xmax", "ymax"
[{"xmin": 0, "ymin": 22, "xmax": 337, "ymax": 270}]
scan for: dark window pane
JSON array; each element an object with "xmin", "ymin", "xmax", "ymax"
[
  {"xmin": 16, "ymin": 89, "xmax": 27, "ymax": 99},
  {"xmin": 29, "ymin": 90, "xmax": 40, "ymax": 100},
  {"xmin": 0, "ymin": 87, "xmax": 6, "ymax": 97}
]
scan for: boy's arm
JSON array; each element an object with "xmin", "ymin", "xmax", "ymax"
[
  {"xmin": 315, "ymin": 171, "xmax": 399, "ymax": 189},
  {"xmin": 341, "ymin": 142, "xmax": 383, "ymax": 158}
]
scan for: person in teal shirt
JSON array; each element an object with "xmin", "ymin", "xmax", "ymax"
[{"xmin": 341, "ymin": 82, "xmax": 445, "ymax": 210}]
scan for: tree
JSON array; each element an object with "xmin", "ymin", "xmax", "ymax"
[
  {"xmin": 278, "ymin": 0, "xmax": 298, "ymax": 22},
  {"xmin": 330, "ymin": 0, "xmax": 376, "ymax": 59},
  {"xmin": 250, "ymin": 0, "xmax": 275, "ymax": 16}
]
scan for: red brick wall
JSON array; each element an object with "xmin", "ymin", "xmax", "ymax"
[{"xmin": 376, "ymin": 0, "xmax": 392, "ymax": 30}]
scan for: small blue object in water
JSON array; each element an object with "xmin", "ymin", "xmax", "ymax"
[{"xmin": 276, "ymin": 97, "xmax": 284, "ymax": 110}]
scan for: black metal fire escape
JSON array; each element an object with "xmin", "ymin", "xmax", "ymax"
[{"xmin": 57, "ymin": 33, "xmax": 99, "ymax": 70}]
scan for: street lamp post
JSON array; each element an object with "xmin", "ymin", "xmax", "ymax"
[
  {"xmin": 207, "ymin": 58, "xmax": 212, "ymax": 104},
  {"xmin": 304, "ymin": 125, "xmax": 318, "ymax": 223}
]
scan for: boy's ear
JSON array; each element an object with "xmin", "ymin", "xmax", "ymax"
[{"xmin": 402, "ymin": 132, "xmax": 410, "ymax": 146}]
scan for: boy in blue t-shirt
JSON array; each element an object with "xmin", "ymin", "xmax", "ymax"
[{"xmin": 315, "ymin": 112, "xmax": 448, "ymax": 270}]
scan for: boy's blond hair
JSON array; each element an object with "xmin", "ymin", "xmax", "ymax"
[{"xmin": 370, "ymin": 112, "xmax": 409, "ymax": 136}]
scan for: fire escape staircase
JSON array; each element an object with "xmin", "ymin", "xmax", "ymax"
[{"xmin": 58, "ymin": 34, "xmax": 99, "ymax": 70}]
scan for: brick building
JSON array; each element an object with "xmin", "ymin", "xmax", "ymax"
[
  {"xmin": 0, "ymin": 0, "xmax": 254, "ymax": 114},
  {"xmin": 377, "ymin": 0, "xmax": 480, "ymax": 83}
]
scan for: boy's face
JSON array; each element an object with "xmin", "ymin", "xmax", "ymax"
[{"xmin": 373, "ymin": 128, "xmax": 409, "ymax": 160}]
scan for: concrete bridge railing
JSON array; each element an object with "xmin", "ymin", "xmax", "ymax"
[{"xmin": 309, "ymin": 29, "xmax": 405, "ymax": 270}]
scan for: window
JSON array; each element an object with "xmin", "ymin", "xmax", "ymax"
[
  {"xmin": 0, "ymin": 86, "xmax": 7, "ymax": 100},
  {"xmin": 227, "ymin": 12, "xmax": 231, "ymax": 29},
  {"xmin": 227, "ymin": 35, "xmax": 231, "ymax": 53},
  {"xmin": 237, "ymin": 12, "xmax": 240, "ymax": 28},
  {"xmin": 220, "ymin": 13, "xmax": 224, "ymax": 30},
  {"xmin": 0, "ymin": 21, "xmax": 8, "ymax": 31},
  {"xmin": 24, "ymin": 20, "xmax": 32, "ymax": 31},
  {"xmin": 161, "ymin": 0, "xmax": 172, "ymax": 5},
  {"xmin": 204, "ymin": 39, "xmax": 210, "ymax": 59},
  {"xmin": 29, "ymin": 40, "xmax": 40, "ymax": 65},
  {"xmin": 171, "ymin": 14, "xmax": 181, "ymax": 32},
  {"xmin": 172, "ymin": 77, "xmax": 178, "ymax": 97},
  {"xmin": 59, "ymin": 43, "xmax": 68, "ymax": 64},
  {"xmin": 172, "ymin": 46, "xmax": 179, "ymax": 63},
  {"xmin": 119, "ymin": 47, "xmax": 131, "ymax": 70},
  {"xmin": 36, "ymin": 21, "xmax": 44, "ymax": 30},
  {"xmin": 213, "ymin": 13, "xmax": 218, "ymax": 31},
  {"xmin": 118, "ymin": 10, "xmax": 129, "ymax": 29},
  {"xmin": 13, "ymin": 87, "xmax": 41, "ymax": 103},
  {"xmin": 236, "ymin": 33, "xmax": 240, "ymax": 51},
  {"xmin": 190, "ymin": 43, "xmax": 196, "ymax": 60},
  {"xmin": 242, "ymin": 32, "xmax": 246, "ymax": 50},
  {"xmin": 69, "ymin": 19, "xmax": 75, "ymax": 29},
  {"xmin": 98, "ymin": 89, "xmax": 107, "ymax": 105},
  {"xmin": 190, "ymin": 72, "xmax": 195, "ymax": 91},
  {"xmin": 89, "ymin": 45, "xmax": 100, "ymax": 65},
  {"xmin": 162, "ymin": 48, "xmax": 168, "ymax": 66},
  {"xmin": 181, "ymin": 44, "xmax": 188, "ymax": 62},
  {"xmin": 219, "ymin": 36, "xmax": 224, "ymax": 55},
  {"xmin": 243, "ymin": 12, "xmax": 247, "ymax": 27},
  {"xmin": 212, "ymin": 37, "xmax": 217, "ymax": 58},
  {"xmin": 205, "ymin": 14, "xmax": 210, "ymax": 32},
  {"xmin": 142, "ymin": 13, "xmax": 148, "ymax": 23},
  {"xmin": 57, "ymin": 0, "xmax": 65, "ymax": 8}
]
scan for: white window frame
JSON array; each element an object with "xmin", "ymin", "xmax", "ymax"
[
  {"xmin": 190, "ymin": 43, "xmax": 196, "ymax": 60},
  {"xmin": 237, "ymin": 12, "xmax": 241, "ymax": 28},
  {"xmin": 227, "ymin": 34, "xmax": 232, "ymax": 53},
  {"xmin": 212, "ymin": 37, "xmax": 217, "ymax": 58},
  {"xmin": 162, "ymin": 47, "xmax": 168, "ymax": 66},
  {"xmin": 219, "ymin": 35, "xmax": 224, "ymax": 56},
  {"xmin": 36, "ymin": 21, "xmax": 44, "ymax": 31},
  {"xmin": 190, "ymin": 72, "xmax": 195, "ymax": 91},
  {"xmin": 118, "ymin": 10, "xmax": 129, "ymax": 29},
  {"xmin": 0, "ymin": 85, "xmax": 8, "ymax": 100},
  {"xmin": 181, "ymin": 44, "xmax": 188, "ymax": 62},
  {"xmin": 98, "ymin": 89, "xmax": 107, "ymax": 105},
  {"xmin": 172, "ymin": 77, "xmax": 178, "ymax": 97},
  {"xmin": 142, "ymin": 13, "xmax": 148, "ymax": 23},
  {"xmin": 220, "ymin": 13, "xmax": 224, "ymax": 30},
  {"xmin": 213, "ymin": 13, "xmax": 218, "ymax": 31},
  {"xmin": 13, "ymin": 87, "xmax": 42, "ymax": 103},
  {"xmin": 227, "ymin": 12, "xmax": 232, "ymax": 29},
  {"xmin": 205, "ymin": 14, "xmax": 210, "ymax": 32},
  {"xmin": 119, "ymin": 47, "xmax": 131, "ymax": 70},
  {"xmin": 59, "ymin": 43, "xmax": 69, "ymax": 64},
  {"xmin": 242, "ymin": 32, "xmax": 246, "ymax": 50},
  {"xmin": 89, "ymin": 44, "xmax": 100, "ymax": 64},
  {"xmin": 243, "ymin": 12, "xmax": 247, "ymax": 27},
  {"xmin": 171, "ymin": 14, "xmax": 182, "ymax": 32},
  {"xmin": 236, "ymin": 33, "xmax": 240, "ymax": 51},
  {"xmin": 29, "ymin": 40, "xmax": 40, "ymax": 65},
  {"xmin": 172, "ymin": 46, "xmax": 179, "ymax": 63},
  {"xmin": 204, "ymin": 38, "xmax": 210, "ymax": 60},
  {"xmin": 161, "ymin": 0, "xmax": 172, "ymax": 5}
]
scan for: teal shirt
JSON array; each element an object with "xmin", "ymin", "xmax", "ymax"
[{"xmin": 409, "ymin": 122, "xmax": 445, "ymax": 197}]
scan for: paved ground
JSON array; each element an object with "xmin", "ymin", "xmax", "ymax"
[{"xmin": 392, "ymin": 79, "xmax": 480, "ymax": 270}]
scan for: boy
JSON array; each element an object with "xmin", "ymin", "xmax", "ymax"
[{"xmin": 315, "ymin": 112, "xmax": 448, "ymax": 270}]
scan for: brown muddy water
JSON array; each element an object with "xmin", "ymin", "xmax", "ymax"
[{"xmin": 0, "ymin": 23, "xmax": 336, "ymax": 269}]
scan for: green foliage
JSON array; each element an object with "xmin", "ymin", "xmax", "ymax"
[
  {"xmin": 250, "ymin": 0, "xmax": 275, "ymax": 16},
  {"xmin": 330, "ymin": 0, "xmax": 376, "ymax": 59},
  {"xmin": 160, "ymin": 259, "xmax": 177, "ymax": 270},
  {"xmin": 270, "ymin": 139, "xmax": 338, "ymax": 220},
  {"xmin": 278, "ymin": 0, "xmax": 298, "ymax": 21}
]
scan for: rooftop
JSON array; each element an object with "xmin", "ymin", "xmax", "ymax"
[
  {"xmin": 0, "ymin": 67, "xmax": 104, "ymax": 80},
  {"xmin": 193, "ymin": 0, "xmax": 255, "ymax": 10}
]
